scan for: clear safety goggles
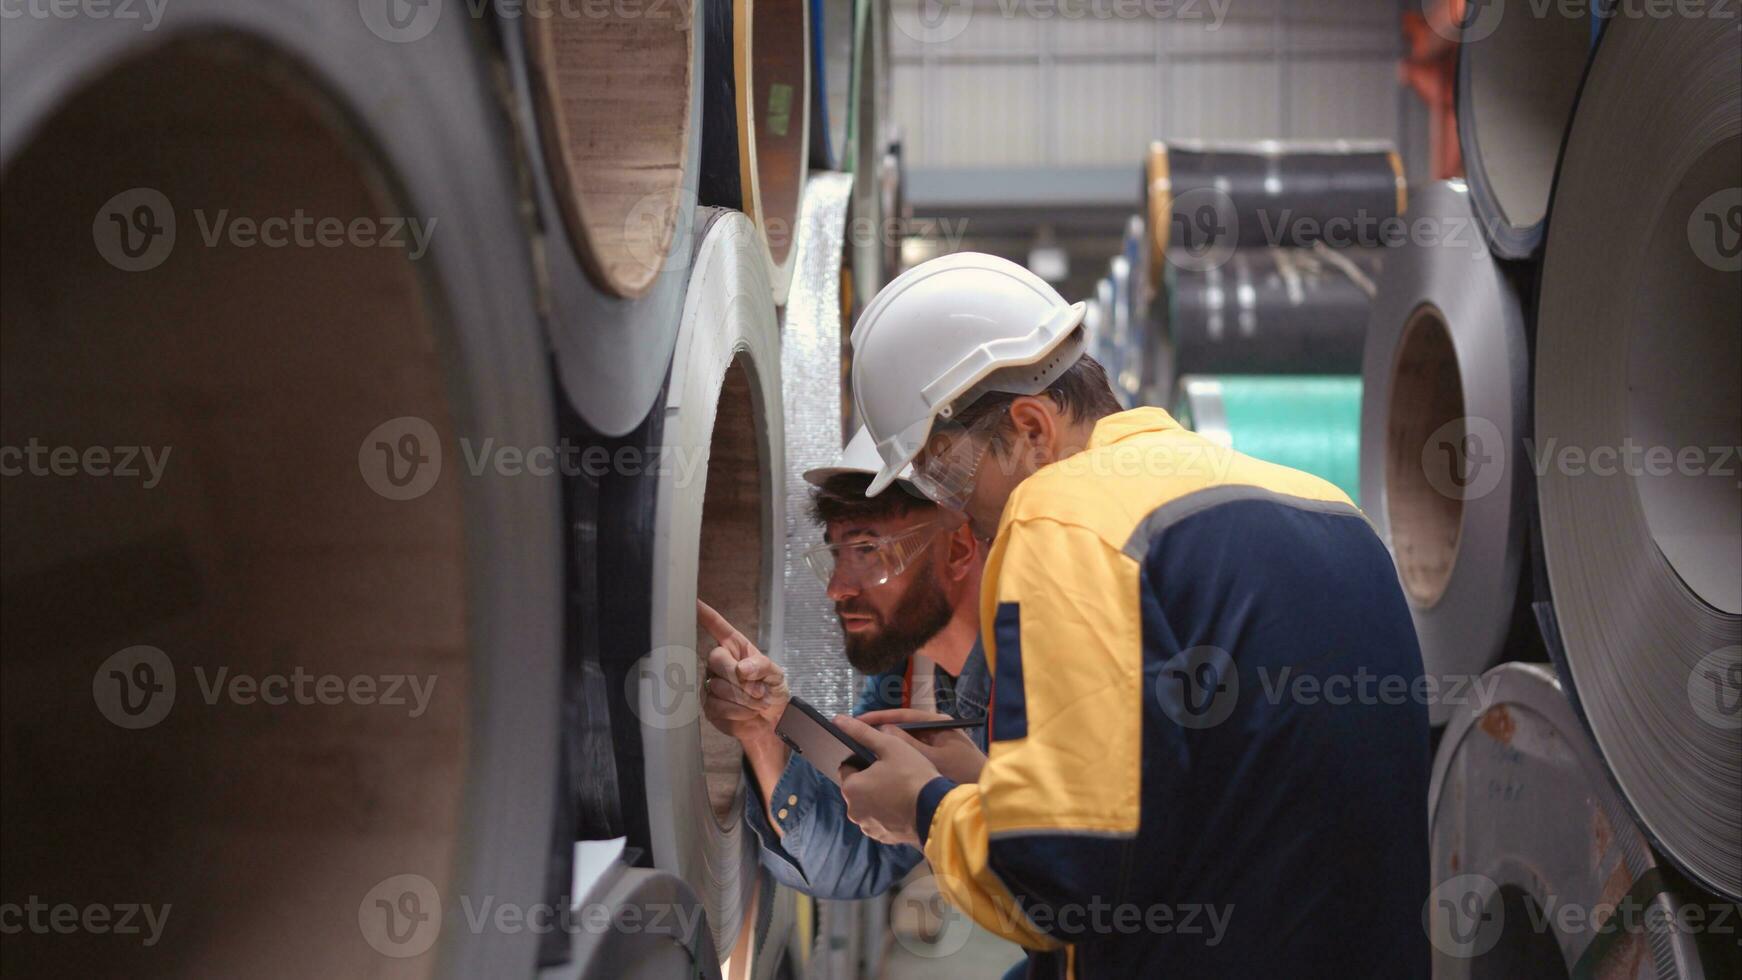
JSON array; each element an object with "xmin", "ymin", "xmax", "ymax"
[
  {"xmin": 907, "ymin": 406, "xmax": 1008, "ymax": 512},
  {"xmin": 804, "ymin": 520, "xmax": 943, "ymax": 588}
]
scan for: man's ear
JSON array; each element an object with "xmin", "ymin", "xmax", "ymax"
[
  {"xmin": 1008, "ymin": 394, "xmax": 1060, "ymax": 464},
  {"xmin": 942, "ymin": 520, "xmax": 978, "ymax": 582}
]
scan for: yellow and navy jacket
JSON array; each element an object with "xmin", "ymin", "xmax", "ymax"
[{"xmin": 913, "ymin": 408, "xmax": 1430, "ymax": 979}]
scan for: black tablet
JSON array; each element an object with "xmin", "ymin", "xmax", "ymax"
[{"xmin": 774, "ymin": 695, "xmax": 880, "ymax": 784}]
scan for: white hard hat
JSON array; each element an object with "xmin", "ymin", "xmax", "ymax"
[
  {"xmin": 849, "ymin": 252, "xmax": 1087, "ymax": 496},
  {"xmin": 802, "ymin": 425, "xmax": 915, "ymax": 491}
]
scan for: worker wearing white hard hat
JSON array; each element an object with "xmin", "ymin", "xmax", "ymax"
[
  {"xmin": 829, "ymin": 252, "xmax": 1431, "ymax": 978},
  {"xmin": 695, "ymin": 426, "xmax": 992, "ymax": 903}
]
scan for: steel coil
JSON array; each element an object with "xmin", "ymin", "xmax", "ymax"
[
  {"xmin": 1, "ymin": 8, "xmax": 562, "ymax": 976},
  {"xmin": 502, "ymin": 1, "xmax": 705, "ymax": 436},
  {"xmin": 848, "ymin": 0, "xmax": 892, "ymax": 308},
  {"xmin": 1534, "ymin": 10, "xmax": 1740, "ymax": 901},
  {"xmin": 1167, "ymin": 246, "xmax": 1382, "ymax": 377},
  {"xmin": 643, "ymin": 208, "xmax": 786, "ymax": 961},
  {"xmin": 1428, "ymin": 663, "xmax": 1713, "ymax": 977},
  {"xmin": 1146, "ymin": 139, "xmax": 1405, "ymax": 283},
  {"xmin": 701, "ymin": 0, "xmax": 813, "ymax": 304},
  {"xmin": 1455, "ymin": 0, "xmax": 1596, "ymax": 258},
  {"xmin": 1360, "ymin": 180, "xmax": 1536, "ymax": 727},
  {"xmin": 809, "ymin": 0, "xmax": 854, "ymax": 170},
  {"xmin": 1175, "ymin": 375, "xmax": 1363, "ymax": 504}
]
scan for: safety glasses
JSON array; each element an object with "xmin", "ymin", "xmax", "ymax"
[
  {"xmin": 804, "ymin": 521, "xmax": 943, "ymax": 588},
  {"xmin": 907, "ymin": 406, "xmax": 1007, "ymax": 512}
]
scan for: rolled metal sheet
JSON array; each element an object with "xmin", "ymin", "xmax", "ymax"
[
  {"xmin": 1174, "ymin": 375, "xmax": 1363, "ymax": 504},
  {"xmin": 847, "ymin": 0, "xmax": 890, "ymax": 308},
  {"xmin": 501, "ymin": 0, "xmax": 705, "ymax": 436},
  {"xmin": 1109, "ymin": 256, "xmax": 1136, "ymax": 407},
  {"xmin": 1090, "ymin": 274, "xmax": 1120, "ymax": 401},
  {"xmin": 700, "ymin": 0, "xmax": 813, "ymax": 304},
  {"xmin": 1455, "ymin": 0, "xmax": 1596, "ymax": 259},
  {"xmin": 808, "ymin": 0, "xmax": 854, "ymax": 170},
  {"xmin": 1429, "ymin": 663, "xmax": 1712, "ymax": 978},
  {"xmin": 778, "ymin": 172, "xmax": 860, "ymax": 717},
  {"xmin": 1360, "ymin": 180, "xmax": 1535, "ymax": 727},
  {"xmin": 646, "ymin": 208, "xmax": 784, "ymax": 958},
  {"xmin": 1119, "ymin": 214, "xmax": 1154, "ymax": 403},
  {"xmin": 1166, "ymin": 246, "xmax": 1382, "ymax": 377},
  {"xmin": 1146, "ymin": 139, "xmax": 1405, "ymax": 284},
  {"xmin": 1534, "ymin": 11, "xmax": 1741, "ymax": 901},
  {"xmin": 2, "ymin": 8, "xmax": 563, "ymax": 977}
]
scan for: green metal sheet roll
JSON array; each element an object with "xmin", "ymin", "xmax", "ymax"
[{"xmin": 1174, "ymin": 375, "xmax": 1362, "ymax": 505}]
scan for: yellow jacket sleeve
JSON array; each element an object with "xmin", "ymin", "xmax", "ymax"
[{"xmin": 920, "ymin": 515, "xmax": 1144, "ymax": 949}]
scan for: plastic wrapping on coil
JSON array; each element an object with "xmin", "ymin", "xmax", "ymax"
[
  {"xmin": 778, "ymin": 172, "xmax": 861, "ymax": 716},
  {"xmin": 1532, "ymin": 11, "xmax": 1740, "ymax": 901},
  {"xmin": 1359, "ymin": 180, "xmax": 1538, "ymax": 727},
  {"xmin": 1175, "ymin": 375, "xmax": 1363, "ymax": 504},
  {"xmin": 1146, "ymin": 139, "xmax": 1405, "ymax": 284},
  {"xmin": 1428, "ymin": 664, "xmax": 1715, "ymax": 978},
  {"xmin": 1166, "ymin": 246, "xmax": 1382, "ymax": 377}
]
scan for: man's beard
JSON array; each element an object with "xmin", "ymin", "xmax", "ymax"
[{"xmin": 838, "ymin": 562, "xmax": 955, "ymax": 675}]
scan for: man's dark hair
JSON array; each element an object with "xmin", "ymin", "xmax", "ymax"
[
  {"xmin": 808, "ymin": 472, "xmax": 936, "ymax": 529},
  {"xmin": 950, "ymin": 334, "xmax": 1123, "ymax": 451}
]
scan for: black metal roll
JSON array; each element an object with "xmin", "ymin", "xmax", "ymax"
[
  {"xmin": 1146, "ymin": 140, "xmax": 1405, "ymax": 280},
  {"xmin": 1166, "ymin": 246, "xmax": 1384, "ymax": 377}
]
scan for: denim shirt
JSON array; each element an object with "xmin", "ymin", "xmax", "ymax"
[{"xmin": 742, "ymin": 641, "xmax": 989, "ymax": 899}]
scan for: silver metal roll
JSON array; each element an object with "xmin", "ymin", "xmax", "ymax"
[
  {"xmin": 1359, "ymin": 180, "xmax": 1534, "ymax": 727},
  {"xmin": 779, "ymin": 172, "xmax": 859, "ymax": 716},
  {"xmin": 1428, "ymin": 663, "xmax": 1712, "ymax": 978},
  {"xmin": 500, "ymin": 0, "xmax": 707, "ymax": 435},
  {"xmin": 1455, "ymin": 0, "xmax": 1595, "ymax": 258},
  {"xmin": 646, "ymin": 209, "xmax": 786, "ymax": 961},
  {"xmin": 1535, "ymin": 11, "xmax": 1740, "ymax": 901},
  {"xmin": 2, "ymin": 7, "xmax": 564, "ymax": 978}
]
